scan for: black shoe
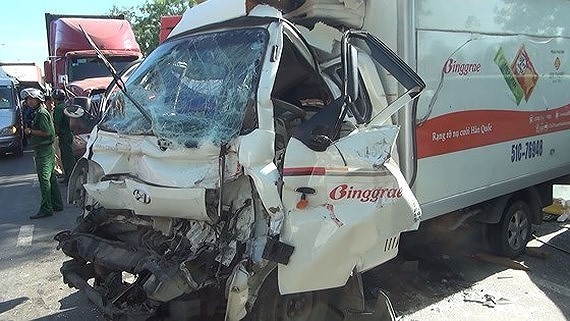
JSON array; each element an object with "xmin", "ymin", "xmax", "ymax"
[{"xmin": 30, "ymin": 211, "xmax": 53, "ymax": 219}]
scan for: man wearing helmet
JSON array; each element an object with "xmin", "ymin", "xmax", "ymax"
[{"xmin": 21, "ymin": 88, "xmax": 63, "ymax": 219}]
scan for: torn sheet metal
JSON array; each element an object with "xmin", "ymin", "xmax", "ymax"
[
  {"xmin": 278, "ymin": 125, "xmax": 421, "ymax": 294},
  {"xmin": 334, "ymin": 125, "xmax": 399, "ymax": 167},
  {"xmin": 286, "ymin": 0, "xmax": 366, "ymax": 29},
  {"xmin": 279, "ymin": 168, "xmax": 420, "ymax": 294},
  {"xmin": 90, "ymin": 131, "xmax": 223, "ymax": 188},
  {"xmin": 239, "ymin": 130, "xmax": 286, "ymax": 235},
  {"xmin": 170, "ymin": 0, "xmax": 247, "ymax": 38}
]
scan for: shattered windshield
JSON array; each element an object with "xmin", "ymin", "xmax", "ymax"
[{"xmin": 100, "ymin": 28, "xmax": 267, "ymax": 147}]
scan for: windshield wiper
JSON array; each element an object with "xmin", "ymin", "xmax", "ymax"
[{"xmin": 78, "ymin": 25, "xmax": 154, "ymax": 127}]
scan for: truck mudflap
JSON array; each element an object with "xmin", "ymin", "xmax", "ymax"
[
  {"xmin": 341, "ymin": 291, "xmax": 397, "ymax": 321},
  {"xmin": 326, "ymin": 273, "xmax": 397, "ymax": 321}
]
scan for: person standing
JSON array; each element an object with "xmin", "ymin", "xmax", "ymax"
[
  {"xmin": 21, "ymin": 88, "xmax": 63, "ymax": 219},
  {"xmin": 51, "ymin": 89, "xmax": 76, "ymax": 184},
  {"xmin": 44, "ymin": 95, "xmax": 64, "ymax": 177},
  {"xmin": 21, "ymin": 97, "xmax": 35, "ymax": 147}
]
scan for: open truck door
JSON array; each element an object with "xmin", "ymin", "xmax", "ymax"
[{"xmin": 279, "ymin": 30, "xmax": 425, "ymax": 293}]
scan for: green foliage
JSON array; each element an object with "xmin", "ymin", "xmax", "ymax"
[{"xmin": 109, "ymin": 0, "xmax": 195, "ymax": 56}]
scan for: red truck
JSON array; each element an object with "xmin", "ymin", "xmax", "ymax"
[
  {"xmin": 159, "ymin": 15, "xmax": 182, "ymax": 44},
  {"xmin": 43, "ymin": 13, "xmax": 142, "ymax": 157},
  {"xmin": 44, "ymin": 13, "xmax": 142, "ymax": 96}
]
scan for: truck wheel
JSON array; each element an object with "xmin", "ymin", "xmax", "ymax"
[
  {"xmin": 247, "ymin": 273, "xmax": 330, "ymax": 321},
  {"xmin": 491, "ymin": 200, "xmax": 531, "ymax": 258}
]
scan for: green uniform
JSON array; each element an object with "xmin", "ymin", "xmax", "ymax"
[
  {"xmin": 53, "ymin": 101, "xmax": 76, "ymax": 180},
  {"xmin": 30, "ymin": 105, "xmax": 63, "ymax": 215}
]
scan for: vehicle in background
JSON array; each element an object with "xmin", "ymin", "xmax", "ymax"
[
  {"xmin": 0, "ymin": 69, "xmax": 23, "ymax": 157},
  {"xmin": 55, "ymin": 0, "xmax": 570, "ymax": 320},
  {"xmin": 159, "ymin": 15, "xmax": 182, "ymax": 44},
  {"xmin": 1, "ymin": 62, "xmax": 45, "ymax": 148},
  {"xmin": 0, "ymin": 62, "xmax": 45, "ymax": 91},
  {"xmin": 44, "ymin": 13, "xmax": 143, "ymax": 158}
]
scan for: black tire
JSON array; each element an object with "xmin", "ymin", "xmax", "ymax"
[
  {"xmin": 247, "ymin": 272, "xmax": 332, "ymax": 321},
  {"xmin": 491, "ymin": 200, "xmax": 531, "ymax": 258}
]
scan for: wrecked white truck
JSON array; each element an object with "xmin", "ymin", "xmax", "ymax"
[{"xmin": 55, "ymin": 1, "xmax": 425, "ymax": 320}]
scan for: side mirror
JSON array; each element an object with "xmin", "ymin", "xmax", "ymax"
[
  {"xmin": 64, "ymin": 96, "xmax": 91, "ymax": 118},
  {"xmin": 72, "ymin": 96, "xmax": 92, "ymax": 112},
  {"xmin": 43, "ymin": 60, "xmax": 53, "ymax": 84},
  {"xmin": 64, "ymin": 105, "xmax": 85, "ymax": 118}
]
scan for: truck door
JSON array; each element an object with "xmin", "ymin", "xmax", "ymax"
[{"xmin": 277, "ymin": 31, "xmax": 426, "ymax": 294}]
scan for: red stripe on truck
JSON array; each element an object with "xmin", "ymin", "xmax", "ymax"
[
  {"xmin": 282, "ymin": 167, "xmax": 326, "ymax": 176},
  {"xmin": 416, "ymin": 103, "xmax": 570, "ymax": 158}
]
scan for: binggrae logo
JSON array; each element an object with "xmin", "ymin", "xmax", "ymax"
[
  {"xmin": 442, "ymin": 58, "xmax": 481, "ymax": 76},
  {"xmin": 329, "ymin": 184, "xmax": 402, "ymax": 203}
]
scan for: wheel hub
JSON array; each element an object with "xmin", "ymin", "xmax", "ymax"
[{"xmin": 507, "ymin": 209, "xmax": 529, "ymax": 251}]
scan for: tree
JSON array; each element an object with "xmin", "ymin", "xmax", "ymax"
[{"xmin": 110, "ymin": 0, "xmax": 195, "ymax": 56}]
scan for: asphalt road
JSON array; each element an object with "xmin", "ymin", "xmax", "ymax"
[
  {"xmin": 1, "ymin": 148, "xmax": 569, "ymax": 321},
  {"xmin": 369, "ymin": 210, "xmax": 570, "ymax": 321},
  {"xmin": 0, "ymin": 149, "xmax": 102, "ymax": 321}
]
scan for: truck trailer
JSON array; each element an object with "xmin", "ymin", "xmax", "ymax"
[
  {"xmin": 0, "ymin": 62, "xmax": 44, "ymax": 91},
  {"xmin": 55, "ymin": 0, "xmax": 570, "ymax": 320},
  {"xmin": 44, "ymin": 13, "xmax": 143, "ymax": 157}
]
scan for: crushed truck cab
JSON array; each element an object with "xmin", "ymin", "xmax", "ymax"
[
  {"xmin": 56, "ymin": 0, "xmax": 570, "ymax": 320},
  {"xmin": 56, "ymin": 1, "xmax": 424, "ymax": 320}
]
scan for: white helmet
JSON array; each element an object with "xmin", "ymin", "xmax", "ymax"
[{"xmin": 20, "ymin": 88, "xmax": 45, "ymax": 102}]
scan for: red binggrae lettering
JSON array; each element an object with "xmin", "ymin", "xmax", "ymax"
[{"xmin": 329, "ymin": 184, "xmax": 402, "ymax": 202}]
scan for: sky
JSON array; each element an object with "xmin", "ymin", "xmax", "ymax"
[{"xmin": 0, "ymin": 0, "xmax": 143, "ymax": 72}]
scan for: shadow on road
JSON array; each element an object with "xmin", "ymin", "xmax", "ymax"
[
  {"xmin": 526, "ymin": 221, "xmax": 570, "ymax": 318},
  {"xmin": 30, "ymin": 292, "xmax": 103, "ymax": 321},
  {"xmin": 0, "ymin": 297, "xmax": 29, "ymax": 314}
]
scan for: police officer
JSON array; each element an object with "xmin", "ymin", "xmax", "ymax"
[
  {"xmin": 52, "ymin": 89, "xmax": 76, "ymax": 184},
  {"xmin": 21, "ymin": 88, "xmax": 63, "ymax": 219}
]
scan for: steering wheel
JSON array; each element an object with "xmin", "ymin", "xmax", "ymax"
[{"xmin": 272, "ymin": 98, "xmax": 306, "ymax": 119}]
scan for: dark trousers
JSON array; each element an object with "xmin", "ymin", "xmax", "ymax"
[
  {"xmin": 34, "ymin": 147, "xmax": 63, "ymax": 213},
  {"xmin": 58, "ymin": 136, "xmax": 76, "ymax": 180}
]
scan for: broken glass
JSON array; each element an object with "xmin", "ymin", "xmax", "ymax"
[{"xmin": 100, "ymin": 28, "xmax": 268, "ymax": 147}]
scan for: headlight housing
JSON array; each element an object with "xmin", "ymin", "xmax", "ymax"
[{"xmin": 0, "ymin": 126, "xmax": 17, "ymax": 137}]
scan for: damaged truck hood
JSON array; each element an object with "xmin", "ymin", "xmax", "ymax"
[
  {"xmin": 84, "ymin": 131, "xmax": 232, "ymax": 220},
  {"xmin": 89, "ymin": 131, "xmax": 222, "ymax": 188}
]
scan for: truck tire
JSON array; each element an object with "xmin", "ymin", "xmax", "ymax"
[
  {"xmin": 247, "ymin": 272, "xmax": 332, "ymax": 321},
  {"xmin": 491, "ymin": 200, "xmax": 531, "ymax": 258}
]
